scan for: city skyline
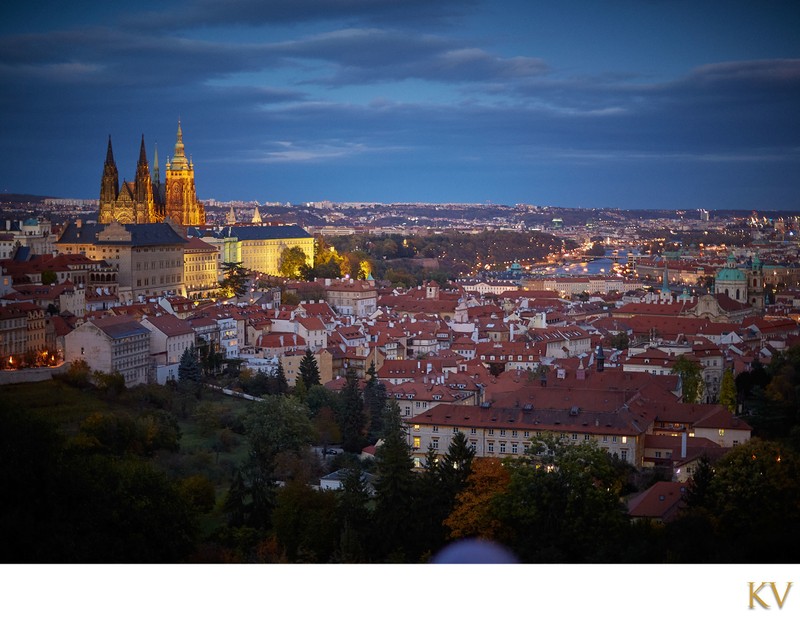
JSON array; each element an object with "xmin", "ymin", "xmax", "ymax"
[{"xmin": 1, "ymin": 1, "xmax": 799, "ymax": 210}]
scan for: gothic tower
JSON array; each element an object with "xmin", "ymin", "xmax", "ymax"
[
  {"xmin": 152, "ymin": 142, "xmax": 165, "ymax": 210},
  {"xmin": 98, "ymin": 123, "xmax": 205, "ymax": 226},
  {"xmin": 134, "ymin": 135, "xmax": 156, "ymax": 223},
  {"xmin": 99, "ymin": 136, "xmax": 119, "ymax": 224},
  {"xmin": 164, "ymin": 121, "xmax": 205, "ymax": 226}
]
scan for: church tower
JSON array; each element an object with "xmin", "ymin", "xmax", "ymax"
[
  {"xmin": 748, "ymin": 251, "xmax": 765, "ymax": 311},
  {"xmin": 99, "ymin": 136, "xmax": 119, "ymax": 224},
  {"xmin": 98, "ymin": 123, "xmax": 205, "ymax": 226},
  {"xmin": 134, "ymin": 135, "xmax": 156, "ymax": 223},
  {"xmin": 164, "ymin": 121, "xmax": 205, "ymax": 226}
]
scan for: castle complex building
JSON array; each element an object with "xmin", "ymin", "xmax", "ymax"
[{"xmin": 99, "ymin": 122, "xmax": 205, "ymax": 226}]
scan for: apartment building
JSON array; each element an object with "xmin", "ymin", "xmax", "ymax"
[{"xmin": 64, "ymin": 315, "xmax": 150, "ymax": 386}]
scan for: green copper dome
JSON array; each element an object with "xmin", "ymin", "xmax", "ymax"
[{"xmin": 716, "ymin": 266, "xmax": 745, "ymax": 282}]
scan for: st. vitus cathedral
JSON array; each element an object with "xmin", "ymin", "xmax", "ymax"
[{"xmin": 99, "ymin": 121, "xmax": 205, "ymax": 226}]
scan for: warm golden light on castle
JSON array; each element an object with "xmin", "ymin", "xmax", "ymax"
[{"xmin": 98, "ymin": 121, "xmax": 205, "ymax": 226}]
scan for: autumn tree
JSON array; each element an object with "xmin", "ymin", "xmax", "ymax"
[
  {"xmin": 444, "ymin": 457, "xmax": 511, "ymax": 541},
  {"xmin": 278, "ymin": 246, "xmax": 308, "ymax": 278},
  {"xmin": 719, "ymin": 368, "xmax": 737, "ymax": 413}
]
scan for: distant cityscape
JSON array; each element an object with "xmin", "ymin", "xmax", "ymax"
[{"xmin": 2, "ymin": 139, "xmax": 800, "ymax": 564}]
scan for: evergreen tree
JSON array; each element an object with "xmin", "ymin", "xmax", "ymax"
[
  {"xmin": 299, "ymin": 348, "xmax": 321, "ymax": 388},
  {"xmin": 274, "ymin": 360, "xmax": 289, "ymax": 395},
  {"xmin": 178, "ymin": 346, "xmax": 201, "ymax": 384},
  {"xmin": 363, "ymin": 361, "xmax": 387, "ymax": 441},
  {"xmin": 337, "ymin": 463, "xmax": 372, "ymax": 562},
  {"xmin": 416, "ymin": 432, "xmax": 476, "ymax": 556},
  {"xmin": 338, "ymin": 368, "xmax": 369, "ymax": 453},
  {"xmin": 219, "ymin": 262, "xmax": 249, "ymax": 298},
  {"xmin": 372, "ymin": 401, "xmax": 418, "ymax": 560}
]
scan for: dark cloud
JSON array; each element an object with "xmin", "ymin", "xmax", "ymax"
[
  {"xmin": 273, "ymin": 29, "xmax": 548, "ymax": 85},
  {"xmin": 0, "ymin": 28, "xmax": 289, "ymax": 88},
  {"xmin": 124, "ymin": 0, "xmax": 477, "ymax": 30}
]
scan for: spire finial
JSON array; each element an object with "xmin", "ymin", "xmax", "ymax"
[
  {"xmin": 171, "ymin": 120, "xmax": 188, "ymax": 170},
  {"xmin": 138, "ymin": 134, "xmax": 147, "ymax": 164},
  {"xmin": 105, "ymin": 135, "xmax": 115, "ymax": 164}
]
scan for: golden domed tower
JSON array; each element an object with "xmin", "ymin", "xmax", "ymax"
[{"xmin": 164, "ymin": 121, "xmax": 205, "ymax": 226}]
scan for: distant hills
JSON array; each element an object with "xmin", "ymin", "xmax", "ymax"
[{"xmin": 0, "ymin": 193, "xmax": 52, "ymax": 203}]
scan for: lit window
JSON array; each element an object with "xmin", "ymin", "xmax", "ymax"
[
  {"xmin": 413, "ymin": 436, "xmax": 420, "ymax": 449},
  {"xmin": 413, "ymin": 424, "xmax": 420, "ymax": 431},
  {"xmin": 718, "ymin": 429, "xmax": 725, "ymax": 437},
  {"xmin": 622, "ymin": 436, "xmax": 627, "ymax": 444}
]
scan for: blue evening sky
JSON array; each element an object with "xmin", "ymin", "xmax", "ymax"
[{"xmin": 0, "ymin": 0, "xmax": 798, "ymax": 210}]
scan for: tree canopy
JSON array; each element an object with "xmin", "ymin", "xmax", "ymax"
[
  {"xmin": 672, "ymin": 355, "xmax": 705, "ymax": 403},
  {"xmin": 278, "ymin": 246, "xmax": 308, "ymax": 278}
]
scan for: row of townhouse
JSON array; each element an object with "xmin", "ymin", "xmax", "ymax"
[
  {"xmin": 0, "ymin": 302, "xmax": 52, "ymax": 366},
  {"xmin": 404, "ymin": 367, "xmax": 751, "ymax": 473}
]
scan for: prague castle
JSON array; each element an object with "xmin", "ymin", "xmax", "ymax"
[{"xmin": 99, "ymin": 122, "xmax": 205, "ymax": 226}]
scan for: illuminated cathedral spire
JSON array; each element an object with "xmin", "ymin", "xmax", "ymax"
[{"xmin": 171, "ymin": 120, "xmax": 189, "ymax": 170}]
